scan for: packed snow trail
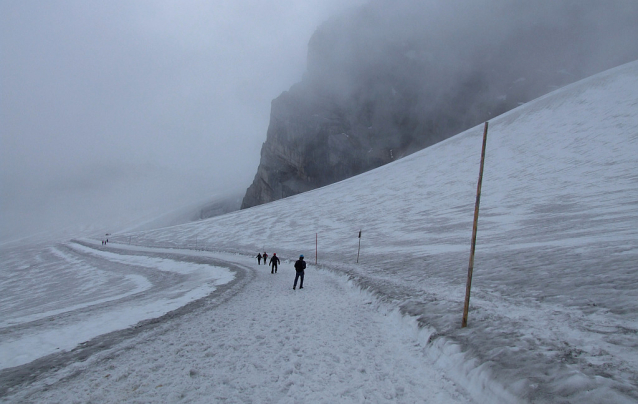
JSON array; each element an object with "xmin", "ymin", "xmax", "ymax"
[{"xmin": 7, "ymin": 245, "xmax": 474, "ymax": 403}]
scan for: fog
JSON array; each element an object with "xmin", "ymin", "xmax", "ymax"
[
  {"xmin": 307, "ymin": 0, "xmax": 638, "ymax": 104},
  {"xmin": 0, "ymin": 0, "xmax": 363, "ymax": 243},
  {"xmin": 239, "ymin": 0, "xmax": 638, "ymax": 209},
  {"xmin": 2, "ymin": 0, "xmax": 637, "ymax": 244}
]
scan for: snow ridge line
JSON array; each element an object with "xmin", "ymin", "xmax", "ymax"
[{"xmin": 312, "ymin": 264, "xmax": 521, "ymax": 404}]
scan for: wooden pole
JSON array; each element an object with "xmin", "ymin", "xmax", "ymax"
[
  {"xmin": 462, "ymin": 121, "xmax": 489, "ymax": 328},
  {"xmin": 357, "ymin": 230, "xmax": 362, "ymax": 263}
]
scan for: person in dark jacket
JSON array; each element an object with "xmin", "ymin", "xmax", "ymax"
[
  {"xmin": 293, "ymin": 255, "xmax": 306, "ymax": 289},
  {"xmin": 256, "ymin": 253, "xmax": 262, "ymax": 265},
  {"xmin": 270, "ymin": 253, "xmax": 280, "ymax": 274},
  {"xmin": 263, "ymin": 252, "xmax": 268, "ymax": 265}
]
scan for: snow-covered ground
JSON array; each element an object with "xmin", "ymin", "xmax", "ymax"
[
  {"xmin": 0, "ymin": 240, "xmax": 234, "ymax": 370},
  {"xmin": 1, "ymin": 60, "xmax": 637, "ymax": 403},
  {"xmin": 2, "ymin": 245, "xmax": 478, "ymax": 403}
]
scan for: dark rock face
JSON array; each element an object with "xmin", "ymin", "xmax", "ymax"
[
  {"xmin": 242, "ymin": 83, "xmax": 397, "ymax": 208},
  {"xmin": 242, "ymin": 0, "xmax": 638, "ymax": 209}
]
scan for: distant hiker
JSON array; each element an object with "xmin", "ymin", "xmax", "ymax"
[
  {"xmin": 270, "ymin": 253, "xmax": 280, "ymax": 274},
  {"xmin": 263, "ymin": 252, "xmax": 268, "ymax": 264},
  {"xmin": 257, "ymin": 253, "xmax": 262, "ymax": 265},
  {"xmin": 293, "ymin": 255, "xmax": 306, "ymax": 290}
]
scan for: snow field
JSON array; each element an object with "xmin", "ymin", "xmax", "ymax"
[
  {"xmin": 0, "ymin": 241, "xmax": 235, "ymax": 370},
  {"xmin": 0, "ymin": 245, "xmax": 147, "ymax": 328},
  {"xmin": 9, "ymin": 251, "xmax": 475, "ymax": 403},
  {"xmin": 109, "ymin": 60, "xmax": 638, "ymax": 402},
  {"xmin": 0, "ymin": 246, "xmax": 150, "ymax": 328},
  {"xmin": 2, "ymin": 60, "xmax": 637, "ymax": 403}
]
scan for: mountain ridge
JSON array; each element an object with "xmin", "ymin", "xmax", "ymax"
[{"xmin": 241, "ymin": 0, "xmax": 638, "ymax": 209}]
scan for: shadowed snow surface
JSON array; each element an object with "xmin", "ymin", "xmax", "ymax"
[{"xmin": 1, "ymin": 60, "xmax": 637, "ymax": 403}]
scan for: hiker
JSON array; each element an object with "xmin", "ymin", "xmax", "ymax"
[
  {"xmin": 293, "ymin": 255, "xmax": 306, "ymax": 289},
  {"xmin": 270, "ymin": 253, "xmax": 280, "ymax": 274},
  {"xmin": 263, "ymin": 252, "xmax": 268, "ymax": 265},
  {"xmin": 257, "ymin": 253, "xmax": 262, "ymax": 265}
]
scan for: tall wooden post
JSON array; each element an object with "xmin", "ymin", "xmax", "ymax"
[
  {"xmin": 462, "ymin": 122, "xmax": 489, "ymax": 328},
  {"xmin": 357, "ymin": 230, "xmax": 362, "ymax": 263}
]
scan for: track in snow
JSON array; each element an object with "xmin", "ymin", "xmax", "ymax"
[{"xmin": 4, "ymin": 243, "xmax": 474, "ymax": 403}]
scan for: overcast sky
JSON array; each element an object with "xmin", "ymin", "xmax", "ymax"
[{"xmin": 0, "ymin": 0, "xmax": 363, "ymax": 242}]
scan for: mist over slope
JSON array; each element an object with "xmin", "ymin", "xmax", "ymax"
[
  {"xmin": 118, "ymin": 60, "xmax": 638, "ymax": 402},
  {"xmin": 242, "ymin": 0, "xmax": 638, "ymax": 209},
  {"xmin": 121, "ymin": 193, "xmax": 243, "ymax": 234}
]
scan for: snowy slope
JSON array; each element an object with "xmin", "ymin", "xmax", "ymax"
[
  {"xmin": 115, "ymin": 60, "xmax": 638, "ymax": 402},
  {"xmin": 1, "ymin": 60, "xmax": 637, "ymax": 403}
]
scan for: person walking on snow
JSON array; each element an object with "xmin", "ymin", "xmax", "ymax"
[
  {"xmin": 256, "ymin": 253, "xmax": 262, "ymax": 265},
  {"xmin": 270, "ymin": 253, "xmax": 280, "ymax": 274},
  {"xmin": 293, "ymin": 255, "xmax": 306, "ymax": 289},
  {"xmin": 263, "ymin": 252, "xmax": 268, "ymax": 265}
]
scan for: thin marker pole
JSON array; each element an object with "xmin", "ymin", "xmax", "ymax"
[
  {"xmin": 316, "ymin": 233, "xmax": 318, "ymax": 264},
  {"xmin": 357, "ymin": 230, "xmax": 362, "ymax": 263},
  {"xmin": 462, "ymin": 121, "xmax": 489, "ymax": 328}
]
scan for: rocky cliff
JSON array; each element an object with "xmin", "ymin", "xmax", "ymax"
[{"xmin": 241, "ymin": 0, "xmax": 638, "ymax": 209}]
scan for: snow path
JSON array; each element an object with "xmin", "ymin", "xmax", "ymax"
[{"xmin": 10, "ymin": 246, "xmax": 474, "ymax": 403}]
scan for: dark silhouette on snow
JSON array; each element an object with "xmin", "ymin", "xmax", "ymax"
[
  {"xmin": 270, "ymin": 253, "xmax": 280, "ymax": 274},
  {"xmin": 293, "ymin": 255, "xmax": 306, "ymax": 289}
]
